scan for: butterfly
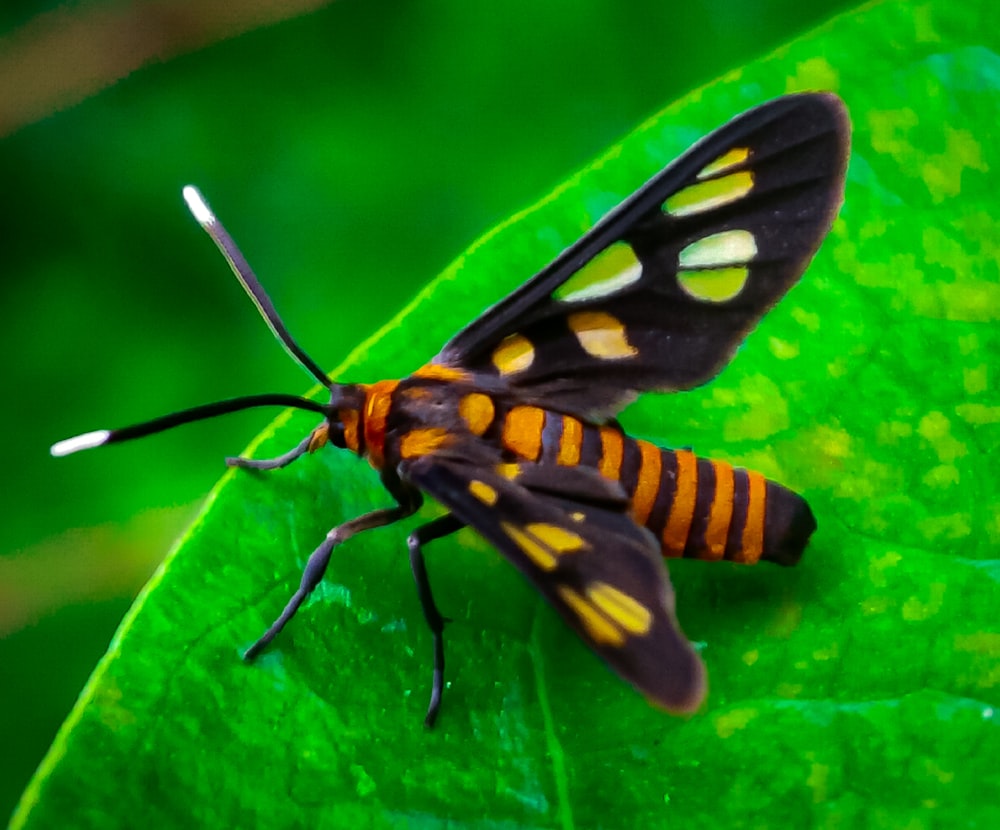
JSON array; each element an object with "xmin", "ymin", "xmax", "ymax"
[{"xmin": 53, "ymin": 92, "xmax": 850, "ymax": 726}]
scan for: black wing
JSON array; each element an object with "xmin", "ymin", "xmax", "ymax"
[
  {"xmin": 432, "ymin": 93, "xmax": 849, "ymax": 418},
  {"xmin": 402, "ymin": 446, "xmax": 706, "ymax": 713}
]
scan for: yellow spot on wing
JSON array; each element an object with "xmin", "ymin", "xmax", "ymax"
[
  {"xmin": 554, "ymin": 241, "xmax": 642, "ymax": 302},
  {"xmin": 557, "ymin": 586, "xmax": 625, "ymax": 646},
  {"xmin": 492, "ymin": 333, "xmax": 535, "ymax": 375},
  {"xmin": 586, "ymin": 582, "xmax": 652, "ymax": 635},
  {"xmin": 469, "ymin": 480, "xmax": 498, "ymax": 506},
  {"xmin": 663, "ymin": 171, "xmax": 754, "ymax": 217},
  {"xmin": 501, "ymin": 522, "xmax": 558, "ymax": 571},
  {"xmin": 496, "ymin": 462, "xmax": 520, "ymax": 480},
  {"xmin": 698, "ymin": 146, "xmax": 750, "ymax": 178},
  {"xmin": 567, "ymin": 311, "xmax": 637, "ymax": 359},
  {"xmin": 525, "ymin": 522, "xmax": 586, "ymax": 553}
]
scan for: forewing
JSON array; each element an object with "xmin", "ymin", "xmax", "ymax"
[
  {"xmin": 433, "ymin": 93, "xmax": 849, "ymax": 418},
  {"xmin": 403, "ymin": 449, "xmax": 707, "ymax": 713}
]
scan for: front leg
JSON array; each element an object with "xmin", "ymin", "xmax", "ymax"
[
  {"xmin": 227, "ymin": 423, "xmax": 329, "ymax": 471},
  {"xmin": 244, "ymin": 478, "xmax": 423, "ymax": 660}
]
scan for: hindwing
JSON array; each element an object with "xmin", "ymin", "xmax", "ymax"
[
  {"xmin": 432, "ymin": 93, "xmax": 849, "ymax": 419},
  {"xmin": 401, "ymin": 446, "xmax": 706, "ymax": 713}
]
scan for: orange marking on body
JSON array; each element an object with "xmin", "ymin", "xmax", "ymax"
[
  {"xmin": 703, "ymin": 460, "xmax": 735, "ymax": 560},
  {"xmin": 340, "ymin": 408, "xmax": 360, "ymax": 454},
  {"xmin": 459, "ymin": 392, "xmax": 495, "ymax": 436},
  {"xmin": 557, "ymin": 416, "xmax": 583, "ymax": 466},
  {"xmin": 738, "ymin": 471, "xmax": 767, "ymax": 564},
  {"xmin": 413, "ymin": 364, "xmax": 470, "ymax": 383},
  {"xmin": 662, "ymin": 450, "xmax": 698, "ymax": 557},
  {"xmin": 598, "ymin": 427, "xmax": 624, "ymax": 481},
  {"xmin": 307, "ymin": 422, "xmax": 330, "ymax": 453},
  {"xmin": 630, "ymin": 440, "xmax": 662, "ymax": 526},
  {"xmin": 362, "ymin": 379, "xmax": 400, "ymax": 469},
  {"xmin": 502, "ymin": 406, "xmax": 545, "ymax": 461},
  {"xmin": 399, "ymin": 427, "xmax": 451, "ymax": 460}
]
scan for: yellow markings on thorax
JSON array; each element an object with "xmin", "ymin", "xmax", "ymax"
[
  {"xmin": 557, "ymin": 416, "xmax": 583, "ymax": 466},
  {"xmin": 598, "ymin": 427, "xmax": 624, "ymax": 480},
  {"xmin": 663, "ymin": 170, "xmax": 754, "ymax": 217},
  {"xmin": 502, "ymin": 405, "xmax": 545, "ymax": 461},
  {"xmin": 468, "ymin": 479, "xmax": 498, "ymax": 506},
  {"xmin": 677, "ymin": 229, "xmax": 757, "ymax": 302},
  {"xmin": 630, "ymin": 440, "xmax": 662, "ymax": 526},
  {"xmin": 413, "ymin": 364, "xmax": 471, "ymax": 383},
  {"xmin": 459, "ymin": 392, "xmax": 495, "ymax": 436},
  {"xmin": 736, "ymin": 470, "xmax": 767, "ymax": 564},
  {"xmin": 557, "ymin": 581, "xmax": 653, "ymax": 647},
  {"xmin": 703, "ymin": 460, "xmax": 735, "ymax": 560},
  {"xmin": 496, "ymin": 462, "xmax": 521, "ymax": 480},
  {"xmin": 662, "ymin": 450, "xmax": 698, "ymax": 556},
  {"xmin": 553, "ymin": 241, "xmax": 643, "ymax": 303},
  {"xmin": 501, "ymin": 521, "xmax": 587, "ymax": 571},
  {"xmin": 567, "ymin": 311, "xmax": 638, "ymax": 360},
  {"xmin": 697, "ymin": 146, "xmax": 750, "ymax": 178},
  {"xmin": 399, "ymin": 427, "xmax": 451, "ymax": 460},
  {"xmin": 492, "ymin": 333, "xmax": 535, "ymax": 375}
]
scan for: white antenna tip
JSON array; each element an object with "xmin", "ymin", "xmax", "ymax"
[
  {"xmin": 51, "ymin": 430, "xmax": 112, "ymax": 457},
  {"xmin": 182, "ymin": 185, "xmax": 215, "ymax": 226}
]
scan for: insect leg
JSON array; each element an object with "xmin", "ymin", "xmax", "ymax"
[
  {"xmin": 407, "ymin": 513, "xmax": 466, "ymax": 727},
  {"xmin": 244, "ymin": 496, "xmax": 421, "ymax": 661},
  {"xmin": 227, "ymin": 433, "xmax": 313, "ymax": 471}
]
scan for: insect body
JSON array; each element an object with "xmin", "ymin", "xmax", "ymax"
[{"xmin": 53, "ymin": 93, "xmax": 850, "ymax": 725}]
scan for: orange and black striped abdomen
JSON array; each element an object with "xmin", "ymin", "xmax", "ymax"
[
  {"xmin": 493, "ymin": 402, "xmax": 814, "ymax": 567},
  {"xmin": 628, "ymin": 440, "xmax": 815, "ymax": 566}
]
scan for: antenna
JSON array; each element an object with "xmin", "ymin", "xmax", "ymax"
[
  {"xmin": 181, "ymin": 186, "xmax": 334, "ymax": 390},
  {"xmin": 50, "ymin": 394, "xmax": 332, "ymax": 457}
]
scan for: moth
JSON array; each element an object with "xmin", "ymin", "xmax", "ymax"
[{"xmin": 53, "ymin": 93, "xmax": 850, "ymax": 725}]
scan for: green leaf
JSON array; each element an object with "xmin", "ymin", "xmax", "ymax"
[{"xmin": 14, "ymin": 0, "xmax": 1000, "ymax": 827}]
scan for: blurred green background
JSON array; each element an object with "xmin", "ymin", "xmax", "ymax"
[{"xmin": 1, "ymin": 0, "xmax": 853, "ymax": 818}]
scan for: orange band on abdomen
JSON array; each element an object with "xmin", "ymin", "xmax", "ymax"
[
  {"xmin": 738, "ymin": 470, "xmax": 767, "ymax": 564},
  {"xmin": 662, "ymin": 450, "xmax": 698, "ymax": 557}
]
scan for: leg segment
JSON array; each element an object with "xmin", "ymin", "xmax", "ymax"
[
  {"xmin": 407, "ymin": 513, "xmax": 466, "ymax": 727},
  {"xmin": 226, "ymin": 434, "xmax": 313, "ymax": 471},
  {"xmin": 244, "ymin": 501, "xmax": 419, "ymax": 661}
]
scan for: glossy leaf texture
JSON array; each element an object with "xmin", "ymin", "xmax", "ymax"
[{"xmin": 13, "ymin": 0, "xmax": 1000, "ymax": 827}]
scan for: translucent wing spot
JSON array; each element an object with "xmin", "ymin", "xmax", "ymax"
[
  {"xmin": 553, "ymin": 241, "xmax": 643, "ymax": 303},
  {"xmin": 586, "ymin": 582, "xmax": 653, "ymax": 635},
  {"xmin": 458, "ymin": 392, "xmax": 495, "ymax": 436},
  {"xmin": 697, "ymin": 146, "xmax": 750, "ymax": 179},
  {"xmin": 678, "ymin": 229, "xmax": 757, "ymax": 268},
  {"xmin": 567, "ymin": 311, "xmax": 638, "ymax": 360},
  {"xmin": 662, "ymin": 171, "xmax": 754, "ymax": 217},
  {"xmin": 492, "ymin": 333, "xmax": 535, "ymax": 375},
  {"xmin": 557, "ymin": 586, "xmax": 625, "ymax": 646},
  {"xmin": 677, "ymin": 267, "xmax": 749, "ymax": 302},
  {"xmin": 524, "ymin": 522, "xmax": 587, "ymax": 554},
  {"xmin": 501, "ymin": 522, "xmax": 558, "ymax": 571},
  {"xmin": 676, "ymin": 229, "xmax": 757, "ymax": 302},
  {"xmin": 469, "ymin": 479, "xmax": 499, "ymax": 506}
]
